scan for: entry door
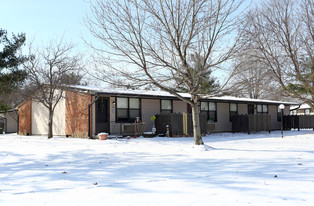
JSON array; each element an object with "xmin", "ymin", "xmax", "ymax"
[
  {"xmin": 95, "ymin": 97, "xmax": 110, "ymax": 134},
  {"xmin": 248, "ymin": 104, "xmax": 254, "ymax": 114}
]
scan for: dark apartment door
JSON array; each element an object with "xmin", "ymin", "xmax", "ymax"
[
  {"xmin": 95, "ymin": 97, "xmax": 110, "ymax": 134},
  {"xmin": 248, "ymin": 104, "xmax": 254, "ymax": 114}
]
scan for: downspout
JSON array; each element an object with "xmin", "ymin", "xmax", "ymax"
[
  {"xmin": 88, "ymin": 95, "xmax": 99, "ymax": 139},
  {"xmin": 4, "ymin": 117, "xmax": 7, "ymax": 134},
  {"xmin": 15, "ymin": 109, "xmax": 19, "ymax": 134},
  {"xmin": 17, "ymin": 114, "xmax": 19, "ymax": 134}
]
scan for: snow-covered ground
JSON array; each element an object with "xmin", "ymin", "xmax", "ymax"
[{"xmin": 1, "ymin": 130, "xmax": 314, "ymax": 206}]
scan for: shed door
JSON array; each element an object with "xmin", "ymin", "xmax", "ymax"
[
  {"xmin": 248, "ymin": 104, "xmax": 254, "ymax": 114},
  {"xmin": 95, "ymin": 97, "xmax": 110, "ymax": 134}
]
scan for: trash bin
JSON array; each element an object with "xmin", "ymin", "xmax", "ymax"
[{"xmin": 0, "ymin": 128, "xmax": 3, "ymax": 134}]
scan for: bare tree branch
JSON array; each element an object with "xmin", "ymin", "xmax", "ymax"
[
  {"xmin": 23, "ymin": 38, "xmax": 84, "ymax": 138},
  {"xmin": 239, "ymin": 0, "xmax": 314, "ymax": 108},
  {"xmin": 84, "ymin": 0, "xmax": 244, "ymax": 145}
]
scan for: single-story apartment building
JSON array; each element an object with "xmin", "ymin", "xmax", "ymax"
[{"xmin": 18, "ymin": 85, "xmax": 297, "ymax": 137}]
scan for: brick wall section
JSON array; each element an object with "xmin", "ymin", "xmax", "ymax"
[
  {"xmin": 65, "ymin": 91, "xmax": 92, "ymax": 137},
  {"xmin": 18, "ymin": 99, "xmax": 32, "ymax": 135}
]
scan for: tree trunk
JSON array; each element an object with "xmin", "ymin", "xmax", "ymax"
[
  {"xmin": 48, "ymin": 109, "xmax": 53, "ymax": 139},
  {"xmin": 191, "ymin": 102, "xmax": 203, "ymax": 145}
]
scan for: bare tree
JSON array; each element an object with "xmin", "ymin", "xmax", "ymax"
[
  {"xmin": 227, "ymin": 49, "xmax": 280, "ymax": 99},
  {"xmin": 23, "ymin": 38, "xmax": 83, "ymax": 138},
  {"xmin": 240, "ymin": 0, "xmax": 314, "ymax": 108},
  {"xmin": 85, "ymin": 0, "xmax": 243, "ymax": 145}
]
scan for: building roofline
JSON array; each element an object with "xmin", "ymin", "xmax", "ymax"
[{"xmin": 65, "ymin": 85, "xmax": 298, "ymax": 106}]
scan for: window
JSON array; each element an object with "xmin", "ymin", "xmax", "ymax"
[
  {"xmin": 116, "ymin": 97, "xmax": 140, "ymax": 122},
  {"xmin": 129, "ymin": 98, "xmax": 141, "ymax": 119},
  {"xmin": 201, "ymin": 102, "xmax": 217, "ymax": 122},
  {"xmin": 257, "ymin": 104, "xmax": 268, "ymax": 114},
  {"xmin": 290, "ymin": 110, "xmax": 297, "ymax": 115},
  {"xmin": 305, "ymin": 108, "xmax": 310, "ymax": 115},
  {"xmin": 161, "ymin": 100, "xmax": 172, "ymax": 113},
  {"xmin": 229, "ymin": 103, "xmax": 238, "ymax": 121}
]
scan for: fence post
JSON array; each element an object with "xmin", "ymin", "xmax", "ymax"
[
  {"xmin": 248, "ymin": 115, "xmax": 251, "ymax": 134},
  {"xmin": 183, "ymin": 112, "xmax": 187, "ymax": 136}
]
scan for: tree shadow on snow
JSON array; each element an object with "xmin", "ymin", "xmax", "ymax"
[
  {"xmin": 203, "ymin": 129, "xmax": 314, "ymax": 143},
  {"xmin": 1, "ymin": 143, "xmax": 314, "ymax": 198}
]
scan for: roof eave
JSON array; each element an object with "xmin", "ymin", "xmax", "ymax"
[{"xmin": 65, "ymin": 85, "xmax": 298, "ymax": 106}]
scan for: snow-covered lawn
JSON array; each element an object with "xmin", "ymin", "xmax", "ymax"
[{"xmin": 1, "ymin": 130, "xmax": 314, "ymax": 206}]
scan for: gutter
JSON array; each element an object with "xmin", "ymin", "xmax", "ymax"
[{"xmin": 88, "ymin": 95, "xmax": 99, "ymax": 139}]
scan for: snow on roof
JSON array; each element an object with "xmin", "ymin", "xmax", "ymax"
[
  {"xmin": 203, "ymin": 95, "xmax": 297, "ymax": 105},
  {"xmin": 67, "ymin": 85, "xmax": 191, "ymax": 98},
  {"xmin": 290, "ymin": 103, "xmax": 312, "ymax": 110},
  {"xmin": 68, "ymin": 85, "xmax": 297, "ymax": 105}
]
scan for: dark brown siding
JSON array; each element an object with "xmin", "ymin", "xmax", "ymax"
[
  {"xmin": 18, "ymin": 100, "xmax": 32, "ymax": 135},
  {"xmin": 65, "ymin": 91, "xmax": 92, "ymax": 137}
]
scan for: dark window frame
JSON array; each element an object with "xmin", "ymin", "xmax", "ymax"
[
  {"xmin": 257, "ymin": 104, "xmax": 268, "ymax": 114},
  {"xmin": 160, "ymin": 99, "xmax": 173, "ymax": 113},
  {"xmin": 116, "ymin": 97, "xmax": 141, "ymax": 123},
  {"xmin": 229, "ymin": 103, "xmax": 238, "ymax": 121},
  {"xmin": 200, "ymin": 101, "xmax": 217, "ymax": 122}
]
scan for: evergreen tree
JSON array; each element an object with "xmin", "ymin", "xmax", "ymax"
[
  {"xmin": 198, "ymin": 70, "xmax": 220, "ymax": 94},
  {"xmin": 0, "ymin": 29, "xmax": 27, "ymax": 111},
  {"xmin": 287, "ymin": 57, "xmax": 314, "ymax": 99},
  {"xmin": 60, "ymin": 72, "xmax": 87, "ymax": 86},
  {"xmin": 176, "ymin": 53, "xmax": 219, "ymax": 94}
]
